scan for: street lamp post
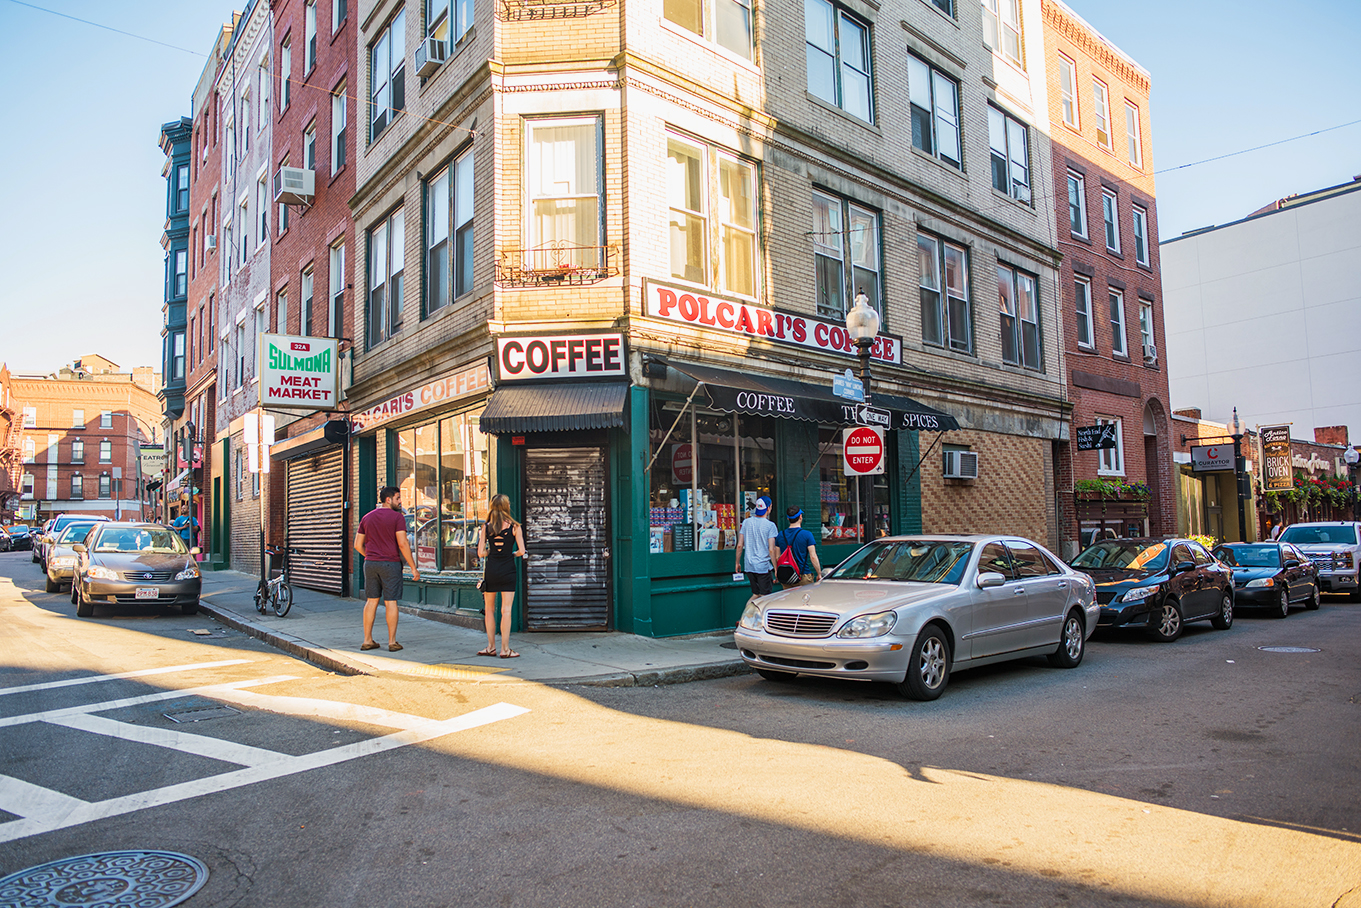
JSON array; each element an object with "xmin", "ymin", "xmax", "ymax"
[
  {"xmin": 1345, "ymin": 444, "xmax": 1360, "ymax": 523},
  {"xmin": 1230, "ymin": 407, "xmax": 1248, "ymax": 542},
  {"xmin": 845, "ymin": 290, "xmax": 881, "ymax": 545}
]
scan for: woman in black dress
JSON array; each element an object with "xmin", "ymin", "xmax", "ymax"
[{"xmin": 476, "ymin": 493, "xmax": 527, "ymax": 658}]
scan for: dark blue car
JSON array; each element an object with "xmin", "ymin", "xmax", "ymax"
[{"xmin": 1212, "ymin": 542, "xmax": 1320, "ymax": 618}]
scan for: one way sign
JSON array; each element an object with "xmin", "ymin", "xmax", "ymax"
[{"xmin": 854, "ymin": 405, "xmax": 890, "ymax": 427}]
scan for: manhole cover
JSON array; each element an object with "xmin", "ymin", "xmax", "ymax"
[
  {"xmin": 164, "ymin": 705, "xmax": 240, "ymax": 723},
  {"xmin": 0, "ymin": 850, "xmax": 208, "ymax": 907},
  {"xmin": 1258, "ymin": 645, "xmax": 1322, "ymax": 654}
]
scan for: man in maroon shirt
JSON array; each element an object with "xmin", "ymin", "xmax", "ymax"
[{"xmin": 353, "ymin": 486, "xmax": 420, "ymax": 651}]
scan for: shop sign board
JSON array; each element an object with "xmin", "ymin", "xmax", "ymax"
[
  {"xmin": 1260, "ymin": 424, "xmax": 1293, "ymax": 491},
  {"xmin": 645, "ymin": 280, "xmax": 902, "ymax": 365},
  {"xmin": 1076, "ymin": 424, "xmax": 1119, "ymax": 451},
  {"xmin": 833, "ymin": 369, "xmax": 864, "ymax": 402},
  {"xmin": 671, "ymin": 443, "xmax": 693, "ymax": 485},
  {"xmin": 844, "ymin": 427, "xmax": 885, "ymax": 476},
  {"xmin": 495, "ymin": 333, "xmax": 626, "ymax": 382},
  {"xmin": 1191, "ymin": 444, "xmax": 1233, "ymax": 473},
  {"xmin": 258, "ymin": 333, "xmax": 340, "ymax": 411},
  {"xmin": 352, "ymin": 359, "xmax": 491, "ymax": 431}
]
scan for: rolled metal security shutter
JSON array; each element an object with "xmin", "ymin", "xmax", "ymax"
[
  {"xmin": 523, "ymin": 447, "xmax": 611, "ymax": 630},
  {"xmin": 285, "ymin": 448, "xmax": 344, "ymax": 594}
]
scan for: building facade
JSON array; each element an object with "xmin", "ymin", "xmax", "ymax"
[
  {"xmin": 1041, "ymin": 0, "xmax": 1173, "ymax": 556},
  {"xmin": 0, "ymin": 364, "xmax": 25, "ymax": 523},
  {"xmin": 158, "ymin": 118, "xmax": 193, "ymax": 428}
]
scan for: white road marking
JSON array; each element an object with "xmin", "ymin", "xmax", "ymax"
[
  {"xmin": 211, "ymin": 688, "xmax": 461, "ymax": 730},
  {"xmin": 0, "ymin": 659, "xmax": 252, "ymax": 697},
  {"xmin": 0, "ymin": 676, "xmax": 298, "ymax": 729},
  {"xmin": 48, "ymin": 713, "xmax": 285, "ymax": 768},
  {"xmin": 0, "ymin": 774, "xmax": 89, "ymax": 819}
]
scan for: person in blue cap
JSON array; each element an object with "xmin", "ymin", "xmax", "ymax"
[
  {"xmin": 735, "ymin": 495, "xmax": 779, "ymax": 596},
  {"xmin": 775, "ymin": 506, "xmax": 822, "ymax": 586}
]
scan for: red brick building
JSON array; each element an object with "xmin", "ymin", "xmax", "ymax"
[
  {"xmin": 1043, "ymin": 0, "xmax": 1174, "ymax": 556},
  {"xmin": 0, "ymin": 363, "xmax": 24, "ymax": 523}
]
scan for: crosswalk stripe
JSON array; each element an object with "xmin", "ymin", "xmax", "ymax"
[
  {"xmin": 0, "ymin": 676, "xmax": 299, "ymax": 729},
  {"xmin": 0, "ymin": 660, "xmax": 252, "ymax": 697},
  {"xmin": 0, "ymin": 774, "xmax": 89, "ymax": 820},
  {"xmin": 48, "ymin": 713, "xmax": 286, "ymax": 768}
]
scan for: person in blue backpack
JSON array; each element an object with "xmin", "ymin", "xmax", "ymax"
[{"xmin": 774, "ymin": 506, "xmax": 822, "ymax": 587}]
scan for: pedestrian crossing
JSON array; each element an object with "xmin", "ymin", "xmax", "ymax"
[{"xmin": 0, "ymin": 661, "xmax": 529, "ymax": 844}]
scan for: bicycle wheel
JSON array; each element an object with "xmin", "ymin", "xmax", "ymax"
[
  {"xmin": 253, "ymin": 581, "xmax": 269, "ymax": 614},
  {"xmin": 271, "ymin": 580, "xmax": 293, "ymax": 617}
]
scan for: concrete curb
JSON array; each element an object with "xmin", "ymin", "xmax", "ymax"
[{"xmin": 549, "ymin": 660, "xmax": 752, "ymax": 688}]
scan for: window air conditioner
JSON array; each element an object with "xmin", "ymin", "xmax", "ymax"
[
  {"xmin": 206, "ymin": 234, "xmax": 217, "ymax": 250},
  {"xmin": 273, "ymin": 166, "xmax": 315, "ymax": 206},
  {"xmin": 943, "ymin": 450, "xmax": 980, "ymax": 480},
  {"xmin": 1143, "ymin": 343, "xmax": 1158, "ymax": 364},
  {"xmin": 415, "ymin": 36, "xmax": 448, "ymax": 78}
]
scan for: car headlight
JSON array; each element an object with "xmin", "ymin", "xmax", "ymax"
[
  {"xmin": 86, "ymin": 564, "xmax": 119, "ymax": 581},
  {"xmin": 1121, "ymin": 585, "xmax": 1161, "ymax": 603},
  {"xmin": 50, "ymin": 555, "xmax": 75, "ymax": 568},
  {"xmin": 738, "ymin": 601, "xmax": 763, "ymax": 630},
  {"xmin": 175, "ymin": 563, "xmax": 200, "ymax": 580},
  {"xmin": 837, "ymin": 610, "xmax": 897, "ymax": 638},
  {"xmin": 1245, "ymin": 577, "xmax": 1274, "ymax": 588}
]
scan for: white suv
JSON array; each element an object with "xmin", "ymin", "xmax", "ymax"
[{"xmin": 1278, "ymin": 522, "xmax": 1361, "ymax": 600}]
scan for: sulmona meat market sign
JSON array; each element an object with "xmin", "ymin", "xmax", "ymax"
[
  {"xmin": 258, "ymin": 333, "xmax": 339, "ymax": 412},
  {"xmin": 645, "ymin": 280, "xmax": 902, "ymax": 365}
]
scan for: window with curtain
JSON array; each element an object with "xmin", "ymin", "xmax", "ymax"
[
  {"xmin": 527, "ymin": 118, "xmax": 601, "ymax": 271},
  {"xmin": 425, "ymin": 146, "xmax": 474, "ymax": 315},
  {"xmin": 667, "ymin": 136, "xmax": 707, "ymax": 285},
  {"xmin": 666, "ymin": 133, "xmax": 760, "ymax": 297},
  {"xmin": 988, "ymin": 106, "xmax": 1030, "ymax": 203},
  {"xmin": 805, "ymin": 0, "xmax": 873, "ymax": 121},
  {"xmin": 369, "ymin": 11, "xmax": 405, "ymax": 140},
  {"xmin": 665, "ymin": 0, "xmax": 753, "ymax": 60},
  {"xmin": 997, "ymin": 263, "xmax": 1040, "ymax": 369},
  {"xmin": 918, "ymin": 233, "xmax": 970, "ymax": 352}
]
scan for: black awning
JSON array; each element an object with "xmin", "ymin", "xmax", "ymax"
[
  {"xmin": 667, "ymin": 361, "xmax": 959, "ymax": 432},
  {"xmin": 480, "ymin": 381, "xmax": 630, "ymax": 434}
]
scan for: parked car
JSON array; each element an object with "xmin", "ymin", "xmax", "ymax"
[
  {"xmin": 734, "ymin": 535, "xmax": 1098, "ymax": 701},
  {"xmin": 6, "ymin": 527, "xmax": 34, "ymax": 551},
  {"xmin": 1211, "ymin": 542, "xmax": 1320, "ymax": 618},
  {"xmin": 44, "ymin": 520, "xmax": 104, "ymax": 593},
  {"xmin": 0, "ymin": 530, "xmax": 9, "ymax": 552},
  {"xmin": 1070, "ymin": 537, "xmax": 1234, "ymax": 641},
  {"xmin": 70, "ymin": 522, "xmax": 201, "ymax": 617},
  {"xmin": 34, "ymin": 515, "xmax": 108, "ymax": 570},
  {"xmin": 1278, "ymin": 522, "xmax": 1361, "ymax": 600}
]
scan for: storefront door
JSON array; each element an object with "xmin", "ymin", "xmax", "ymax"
[{"xmin": 523, "ymin": 447, "xmax": 611, "ymax": 630}]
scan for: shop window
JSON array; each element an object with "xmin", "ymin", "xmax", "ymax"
[
  {"xmin": 819, "ymin": 426, "xmax": 889, "ymax": 543},
  {"xmin": 812, "ymin": 190, "xmax": 881, "ymax": 321},
  {"xmin": 648, "ymin": 399, "xmax": 776, "ymax": 552},
  {"xmin": 393, "ymin": 411, "xmax": 490, "ymax": 571},
  {"xmin": 918, "ymin": 232, "xmax": 971, "ymax": 353}
]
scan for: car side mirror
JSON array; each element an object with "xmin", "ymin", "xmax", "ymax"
[
  {"xmin": 190, "ymin": 547, "xmax": 201, "ymax": 555},
  {"xmin": 72, "ymin": 543, "xmax": 86, "ymax": 554},
  {"xmin": 1283, "ymin": 559, "xmax": 1300, "ymax": 569},
  {"xmin": 1172, "ymin": 560, "xmax": 1195, "ymax": 574},
  {"xmin": 976, "ymin": 571, "xmax": 1006, "ymax": 589}
]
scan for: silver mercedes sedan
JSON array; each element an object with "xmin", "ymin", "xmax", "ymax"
[{"xmin": 734, "ymin": 535, "xmax": 1098, "ymax": 700}]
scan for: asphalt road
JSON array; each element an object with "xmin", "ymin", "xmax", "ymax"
[{"xmin": 1, "ymin": 551, "xmax": 1358, "ymax": 907}]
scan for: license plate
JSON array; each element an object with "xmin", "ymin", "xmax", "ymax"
[{"xmin": 135, "ymin": 587, "xmax": 159, "ymax": 600}]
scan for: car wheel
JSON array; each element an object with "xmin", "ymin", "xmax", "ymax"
[
  {"xmin": 75, "ymin": 586, "xmax": 94, "ymax": 618},
  {"xmin": 1273, "ymin": 587, "xmax": 1290, "ymax": 619},
  {"xmin": 70, "ymin": 583, "xmax": 78, "ymax": 605},
  {"xmin": 1306, "ymin": 586, "xmax": 1321, "ymax": 611},
  {"xmin": 1048, "ymin": 609, "xmax": 1085, "ymax": 668},
  {"xmin": 1210, "ymin": 591, "xmax": 1234, "ymax": 630},
  {"xmin": 1148, "ymin": 599, "xmax": 1184, "ymax": 642},
  {"xmin": 31, "ymin": 549, "xmax": 38, "ymax": 564},
  {"xmin": 180, "ymin": 600, "xmax": 200, "ymax": 616},
  {"xmin": 755, "ymin": 668, "xmax": 797, "ymax": 683},
  {"xmin": 44, "ymin": 574, "xmax": 58, "ymax": 594},
  {"xmin": 897, "ymin": 625, "xmax": 950, "ymax": 701}
]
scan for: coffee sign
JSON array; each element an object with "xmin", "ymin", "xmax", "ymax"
[
  {"xmin": 496, "ymin": 333, "xmax": 626, "ymax": 382},
  {"xmin": 258, "ymin": 333, "xmax": 339, "ymax": 412}
]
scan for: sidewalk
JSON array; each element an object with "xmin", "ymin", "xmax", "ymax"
[{"xmin": 198, "ymin": 571, "xmax": 747, "ymax": 686}]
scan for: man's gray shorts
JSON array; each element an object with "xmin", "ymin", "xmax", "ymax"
[{"xmin": 364, "ymin": 560, "xmax": 403, "ymax": 601}]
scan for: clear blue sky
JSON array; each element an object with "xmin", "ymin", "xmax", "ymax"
[{"xmin": 0, "ymin": 0, "xmax": 1356, "ymax": 375}]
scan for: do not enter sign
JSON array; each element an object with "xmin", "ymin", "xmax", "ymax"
[{"xmin": 843, "ymin": 426, "xmax": 885, "ymax": 476}]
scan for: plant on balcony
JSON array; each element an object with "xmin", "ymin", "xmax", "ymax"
[{"xmin": 1073, "ymin": 478, "xmax": 1150, "ymax": 500}]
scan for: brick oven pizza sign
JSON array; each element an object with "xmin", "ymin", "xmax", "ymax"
[
  {"xmin": 258, "ymin": 333, "xmax": 339, "ymax": 412},
  {"xmin": 1260, "ymin": 425, "xmax": 1293, "ymax": 491}
]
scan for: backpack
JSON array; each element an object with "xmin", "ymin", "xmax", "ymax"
[{"xmin": 775, "ymin": 529, "xmax": 806, "ymax": 584}]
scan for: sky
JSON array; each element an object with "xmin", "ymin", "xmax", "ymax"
[{"xmin": 0, "ymin": 0, "xmax": 1357, "ymax": 376}]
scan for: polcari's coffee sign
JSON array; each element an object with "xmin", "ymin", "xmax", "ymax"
[
  {"xmin": 645, "ymin": 279, "xmax": 902, "ymax": 365},
  {"xmin": 258, "ymin": 333, "xmax": 339, "ymax": 411}
]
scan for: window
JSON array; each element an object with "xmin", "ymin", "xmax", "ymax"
[
  {"xmin": 1097, "ymin": 416, "xmax": 1123, "ymax": 474},
  {"xmin": 207, "ymin": 295, "xmax": 215, "ymax": 353},
  {"xmin": 21, "ymin": 407, "xmax": 35, "ymax": 428},
  {"xmin": 21, "ymin": 438, "xmax": 34, "ymax": 463},
  {"xmin": 21, "ymin": 473, "xmax": 33, "ymax": 499},
  {"xmin": 667, "ymin": 136, "xmax": 706, "ymax": 284},
  {"xmin": 241, "ymin": 97, "xmax": 250, "ymax": 152},
  {"xmin": 100, "ymin": 411, "xmax": 112, "ymax": 429},
  {"xmin": 927, "ymin": 0, "xmax": 953, "ymax": 14},
  {"xmin": 172, "ymin": 332, "xmax": 185, "ymax": 379},
  {"xmin": 305, "ymin": 0, "xmax": 317, "ymax": 71},
  {"xmin": 304, "ymin": 121, "xmax": 317, "ymax": 170},
  {"xmin": 276, "ymin": 289, "xmax": 288, "ymax": 333},
  {"xmin": 717, "ymin": 155, "xmax": 757, "ymax": 298},
  {"xmin": 257, "ymin": 176, "xmax": 269, "ymax": 246},
  {"xmin": 258, "ymin": 65, "xmax": 270, "ymax": 130},
  {"xmin": 302, "ymin": 267, "xmax": 315, "ymax": 335},
  {"xmin": 425, "ymin": 147, "xmax": 474, "ymax": 314},
  {"xmin": 664, "ymin": 0, "xmax": 752, "ymax": 60},
  {"xmin": 1139, "ymin": 300, "xmax": 1154, "ymax": 355},
  {"xmin": 278, "ymin": 164, "xmax": 290, "ymax": 235},
  {"xmin": 369, "ymin": 12, "xmax": 405, "ymax": 140},
  {"xmin": 665, "ymin": 133, "xmax": 758, "ymax": 297},
  {"xmin": 235, "ymin": 448, "xmax": 243, "ymax": 499},
  {"xmin": 812, "ymin": 190, "xmax": 880, "ymax": 320},
  {"xmin": 236, "ymin": 323, "xmax": 246, "ymax": 388},
  {"xmin": 1109, "ymin": 288, "xmax": 1126, "ymax": 357},
  {"xmin": 1125, "ymin": 102, "xmax": 1142, "ymax": 167},
  {"xmin": 99, "ymin": 440, "xmax": 112, "ymax": 463},
  {"xmin": 918, "ymin": 233, "xmax": 971, "ymax": 353},
  {"xmin": 70, "ymin": 474, "xmax": 83, "ymax": 500},
  {"xmin": 427, "ymin": 0, "xmax": 473, "ymax": 47},
  {"xmin": 394, "ymin": 411, "xmax": 492, "ymax": 571},
  {"xmin": 189, "ymin": 316, "xmax": 196, "ymax": 366},
  {"xmin": 1132, "ymin": 205, "xmax": 1149, "ymax": 266},
  {"xmin": 997, "ymin": 264, "xmax": 1040, "ymax": 369},
  {"xmin": 981, "ymin": 0, "xmax": 1021, "ymax": 67},
  {"xmin": 1093, "ymin": 78, "xmax": 1111, "ymax": 149},
  {"xmin": 1102, "ymin": 189, "xmax": 1120, "ymax": 252},
  {"xmin": 176, "ymin": 165, "xmax": 190, "ymax": 211},
  {"xmin": 174, "ymin": 249, "xmax": 187, "ymax": 296},
  {"xmin": 805, "ymin": 0, "xmax": 872, "ymax": 122},
  {"xmin": 1058, "ymin": 54, "xmax": 1078, "ymax": 128},
  {"xmin": 1074, "ymin": 277, "xmax": 1093, "ymax": 348},
  {"xmin": 329, "ymin": 241, "xmax": 346, "ymax": 337},
  {"xmin": 225, "ymin": 121, "xmax": 235, "ymax": 179},
  {"xmin": 367, "ymin": 207, "xmax": 405, "ymax": 348},
  {"xmin": 1067, "ymin": 172, "xmax": 1086, "ymax": 237},
  {"xmin": 71, "ymin": 409, "xmax": 84, "ymax": 428},
  {"xmin": 99, "ymin": 474, "xmax": 111, "ymax": 499},
  {"xmin": 907, "ymin": 55, "xmax": 960, "ymax": 167},
  {"xmin": 71, "ymin": 439, "xmax": 84, "ymax": 463},
  {"xmin": 280, "ymin": 38, "xmax": 292, "ymax": 109},
  {"xmin": 332, "ymin": 85, "xmax": 347, "ymax": 173},
  {"xmin": 333, "ymin": 0, "xmax": 347, "ymax": 31},
  {"xmin": 240, "ymin": 200, "xmax": 250, "ymax": 263},
  {"xmin": 528, "ymin": 118, "xmax": 602, "ymax": 271},
  {"xmin": 988, "ymin": 106, "xmax": 1030, "ymax": 202}
]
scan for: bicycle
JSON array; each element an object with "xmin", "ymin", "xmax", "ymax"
[{"xmin": 254, "ymin": 545, "xmax": 303, "ymax": 617}]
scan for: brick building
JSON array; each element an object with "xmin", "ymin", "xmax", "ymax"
[
  {"xmin": 9, "ymin": 358, "xmax": 161, "ymax": 524},
  {"xmin": 1042, "ymin": 0, "xmax": 1173, "ymax": 556},
  {"xmin": 0, "ymin": 363, "xmax": 24, "ymax": 523}
]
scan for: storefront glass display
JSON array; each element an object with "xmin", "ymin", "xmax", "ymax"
[
  {"xmin": 391, "ymin": 409, "xmax": 489, "ymax": 571},
  {"xmin": 818, "ymin": 426, "xmax": 890, "ymax": 543},
  {"xmin": 648, "ymin": 399, "xmax": 776, "ymax": 553}
]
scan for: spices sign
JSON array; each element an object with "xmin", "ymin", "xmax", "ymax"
[{"xmin": 258, "ymin": 334, "xmax": 339, "ymax": 412}]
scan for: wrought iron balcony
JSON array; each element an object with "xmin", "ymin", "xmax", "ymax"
[
  {"xmin": 496, "ymin": 0, "xmax": 615, "ymax": 20},
  {"xmin": 494, "ymin": 242, "xmax": 619, "ymax": 288}
]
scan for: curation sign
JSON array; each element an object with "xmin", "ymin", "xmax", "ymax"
[
  {"xmin": 352, "ymin": 359, "xmax": 491, "ymax": 431},
  {"xmin": 496, "ymin": 333, "xmax": 626, "ymax": 382},
  {"xmin": 1191, "ymin": 443, "xmax": 1234, "ymax": 473},
  {"xmin": 645, "ymin": 280, "xmax": 902, "ymax": 365},
  {"xmin": 1260, "ymin": 424, "xmax": 1293, "ymax": 492},
  {"xmin": 258, "ymin": 334, "xmax": 339, "ymax": 412},
  {"xmin": 843, "ymin": 426, "xmax": 885, "ymax": 476}
]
